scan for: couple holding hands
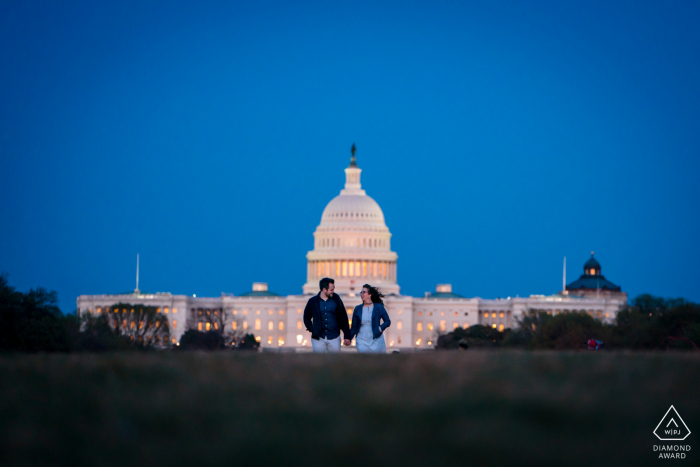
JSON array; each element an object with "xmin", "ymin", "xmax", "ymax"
[{"xmin": 303, "ymin": 277, "xmax": 390, "ymax": 353}]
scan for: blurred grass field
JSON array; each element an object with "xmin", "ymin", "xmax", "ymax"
[{"xmin": 1, "ymin": 351, "xmax": 698, "ymax": 467}]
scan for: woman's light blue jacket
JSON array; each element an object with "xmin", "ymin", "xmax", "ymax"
[{"xmin": 349, "ymin": 302, "xmax": 391, "ymax": 340}]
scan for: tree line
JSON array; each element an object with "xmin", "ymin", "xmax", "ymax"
[
  {"xmin": 0, "ymin": 274, "xmax": 258, "ymax": 352},
  {"xmin": 437, "ymin": 294, "xmax": 700, "ymax": 350}
]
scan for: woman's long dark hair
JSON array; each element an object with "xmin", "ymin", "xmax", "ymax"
[{"xmin": 362, "ymin": 284, "xmax": 384, "ymax": 304}]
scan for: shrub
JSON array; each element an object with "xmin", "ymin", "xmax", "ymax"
[
  {"xmin": 178, "ymin": 330, "xmax": 225, "ymax": 350},
  {"xmin": 436, "ymin": 325, "xmax": 502, "ymax": 349}
]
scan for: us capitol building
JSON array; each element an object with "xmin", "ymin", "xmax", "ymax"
[{"xmin": 77, "ymin": 147, "xmax": 627, "ymax": 350}]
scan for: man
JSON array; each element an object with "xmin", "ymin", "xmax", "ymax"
[{"xmin": 303, "ymin": 277, "xmax": 351, "ymax": 353}]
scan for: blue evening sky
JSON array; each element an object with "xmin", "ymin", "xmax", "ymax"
[{"xmin": 1, "ymin": 0, "xmax": 699, "ymax": 312}]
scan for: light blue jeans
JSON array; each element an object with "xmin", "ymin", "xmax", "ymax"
[{"xmin": 311, "ymin": 336, "xmax": 341, "ymax": 353}]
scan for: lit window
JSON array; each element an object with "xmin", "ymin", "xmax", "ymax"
[
  {"xmin": 279, "ymin": 321, "xmax": 284, "ymax": 330},
  {"xmin": 397, "ymin": 321, "xmax": 402, "ymax": 330},
  {"xmin": 342, "ymin": 261, "xmax": 348, "ymax": 276},
  {"xmin": 498, "ymin": 324, "xmax": 504, "ymax": 331},
  {"xmin": 417, "ymin": 323, "xmax": 423, "ymax": 331},
  {"xmin": 232, "ymin": 322, "xmax": 237, "ymax": 330},
  {"xmin": 499, "ymin": 312, "xmax": 504, "ymax": 318},
  {"xmin": 267, "ymin": 321, "xmax": 273, "ymax": 331},
  {"xmin": 255, "ymin": 319, "xmax": 261, "ymax": 330},
  {"xmin": 243, "ymin": 321, "xmax": 248, "ymax": 330},
  {"xmin": 214, "ymin": 323, "xmax": 218, "ymax": 330},
  {"xmin": 172, "ymin": 338, "xmax": 176, "ymax": 344},
  {"xmin": 268, "ymin": 336, "xmax": 273, "ymax": 344},
  {"xmin": 243, "ymin": 310, "xmax": 248, "ymax": 315},
  {"xmin": 297, "ymin": 335, "xmax": 303, "ymax": 344},
  {"xmin": 416, "ymin": 339, "xmax": 422, "ymax": 346},
  {"xmin": 355, "ymin": 261, "xmax": 361, "ymax": 276},
  {"xmin": 130, "ymin": 321, "xmax": 136, "ymax": 329},
  {"xmin": 590, "ymin": 268, "xmax": 596, "ymax": 275},
  {"xmin": 280, "ymin": 310, "xmax": 284, "ymax": 315},
  {"xmin": 398, "ymin": 310, "xmax": 402, "ymax": 314},
  {"xmin": 441, "ymin": 312, "xmax": 445, "ymax": 316},
  {"xmin": 173, "ymin": 320, "xmax": 177, "ymax": 328},
  {"xmin": 297, "ymin": 309, "xmax": 302, "ymax": 314},
  {"xmin": 164, "ymin": 307, "xmax": 169, "ymax": 314},
  {"xmin": 173, "ymin": 308, "xmax": 177, "ymax": 314},
  {"xmin": 233, "ymin": 310, "xmax": 237, "ymax": 315},
  {"xmin": 428, "ymin": 323, "xmax": 434, "ymax": 331},
  {"xmin": 454, "ymin": 312, "xmax": 458, "ymax": 316},
  {"xmin": 197, "ymin": 322, "xmax": 202, "ymax": 331},
  {"xmin": 453, "ymin": 322, "xmax": 458, "ymax": 330},
  {"xmin": 157, "ymin": 308, "xmax": 161, "ymax": 313},
  {"xmin": 89, "ymin": 309, "xmax": 93, "ymax": 314},
  {"xmin": 349, "ymin": 261, "xmax": 354, "ymax": 276},
  {"xmin": 278, "ymin": 337, "xmax": 284, "ymax": 346},
  {"xmin": 255, "ymin": 336, "xmax": 261, "ymax": 342},
  {"xmin": 297, "ymin": 320, "xmax": 302, "ymax": 329},
  {"xmin": 269, "ymin": 310, "xmax": 273, "ymax": 315},
  {"xmin": 97, "ymin": 308, "xmax": 102, "ymax": 314},
  {"xmin": 463, "ymin": 323, "xmax": 469, "ymax": 329},
  {"xmin": 206, "ymin": 323, "xmax": 211, "ymax": 331},
  {"xmin": 605, "ymin": 313, "xmax": 610, "ymax": 318},
  {"xmin": 362, "ymin": 261, "xmax": 367, "ymax": 276},
  {"xmin": 256, "ymin": 310, "xmax": 260, "ymax": 315},
  {"xmin": 418, "ymin": 312, "xmax": 422, "ymax": 316},
  {"xmin": 491, "ymin": 324, "xmax": 497, "ymax": 329},
  {"xmin": 440, "ymin": 320, "xmax": 445, "ymax": 331}
]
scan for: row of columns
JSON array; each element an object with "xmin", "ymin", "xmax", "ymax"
[{"xmin": 308, "ymin": 260, "xmax": 396, "ymax": 281}]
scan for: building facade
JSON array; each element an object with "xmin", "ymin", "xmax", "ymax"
[{"xmin": 77, "ymin": 148, "xmax": 627, "ymax": 350}]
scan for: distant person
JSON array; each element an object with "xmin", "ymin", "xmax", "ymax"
[
  {"xmin": 303, "ymin": 278, "xmax": 351, "ymax": 353},
  {"xmin": 349, "ymin": 284, "xmax": 391, "ymax": 353},
  {"xmin": 587, "ymin": 339, "xmax": 604, "ymax": 350}
]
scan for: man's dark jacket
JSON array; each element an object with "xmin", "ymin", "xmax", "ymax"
[{"xmin": 303, "ymin": 292, "xmax": 350, "ymax": 340}]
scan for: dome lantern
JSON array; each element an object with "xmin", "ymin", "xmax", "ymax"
[
  {"xmin": 342, "ymin": 143, "xmax": 364, "ymax": 195},
  {"xmin": 584, "ymin": 252, "xmax": 601, "ymax": 276}
]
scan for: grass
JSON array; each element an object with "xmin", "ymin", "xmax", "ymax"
[{"xmin": 0, "ymin": 351, "xmax": 698, "ymax": 467}]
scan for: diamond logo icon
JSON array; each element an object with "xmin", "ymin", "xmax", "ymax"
[{"xmin": 654, "ymin": 405, "xmax": 691, "ymax": 441}]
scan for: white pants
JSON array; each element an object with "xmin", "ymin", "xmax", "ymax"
[{"xmin": 311, "ymin": 336, "xmax": 341, "ymax": 353}]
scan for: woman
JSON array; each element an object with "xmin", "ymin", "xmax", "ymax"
[{"xmin": 350, "ymin": 284, "xmax": 391, "ymax": 353}]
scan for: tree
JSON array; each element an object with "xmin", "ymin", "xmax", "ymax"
[
  {"xmin": 0, "ymin": 273, "xmax": 71, "ymax": 352},
  {"xmin": 86, "ymin": 303, "xmax": 171, "ymax": 347},
  {"xmin": 616, "ymin": 296, "xmax": 700, "ymax": 349},
  {"xmin": 189, "ymin": 306, "xmax": 249, "ymax": 349}
]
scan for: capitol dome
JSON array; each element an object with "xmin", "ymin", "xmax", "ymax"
[
  {"xmin": 302, "ymin": 145, "xmax": 399, "ymax": 296},
  {"xmin": 320, "ymin": 195, "xmax": 386, "ymax": 227}
]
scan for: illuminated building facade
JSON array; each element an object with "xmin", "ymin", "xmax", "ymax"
[{"xmin": 77, "ymin": 148, "xmax": 627, "ymax": 350}]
